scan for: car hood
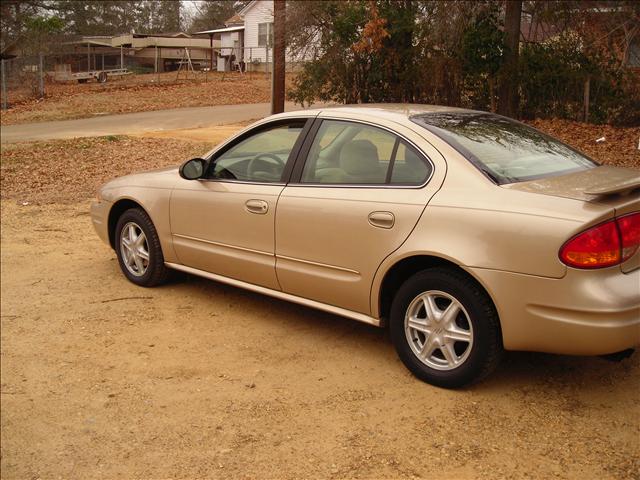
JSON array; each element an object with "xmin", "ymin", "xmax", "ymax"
[
  {"xmin": 503, "ymin": 165, "xmax": 640, "ymax": 202},
  {"xmin": 102, "ymin": 165, "xmax": 179, "ymax": 189}
]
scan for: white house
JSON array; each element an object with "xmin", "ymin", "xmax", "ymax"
[
  {"xmin": 240, "ymin": 0, "xmax": 316, "ymax": 65},
  {"xmin": 195, "ymin": 0, "xmax": 315, "ymax": 72},
  {"xmin": 241, "ymin": 0, "xmax": 275, "ymax": 64}
]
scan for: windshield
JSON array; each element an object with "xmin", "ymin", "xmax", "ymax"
[{"xmin": 411, "ymin": 112, "xmax": 597, "ymax": 184}]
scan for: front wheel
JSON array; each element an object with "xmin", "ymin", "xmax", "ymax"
[
  {"xmin": 115, "ymin": 208, "xmax": 169, "ymax": 287},
  {"xmin": 390, "ymin": 268, "xmax": 503, "ymax": 388}
]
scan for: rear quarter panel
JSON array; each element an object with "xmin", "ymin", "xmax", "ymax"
[{"xmin": 370, "ymin": 150, "xmax": 617, "ymax": 318}]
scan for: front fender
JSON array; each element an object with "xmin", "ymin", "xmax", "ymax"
[{"xmin": 101, "ymin": 186, "xmax": 178, "ymax": 264}]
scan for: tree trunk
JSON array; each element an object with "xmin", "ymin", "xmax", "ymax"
[
  {"xmin": 498, "ymin": 0, "xmax": 521, "ymax": 118},
  {"xmin": 583, "ymin": 76, "xmax": 590, "ymax": 123}
]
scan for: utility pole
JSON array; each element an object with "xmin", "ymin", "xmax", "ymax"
[
  {"xmin": 1, "ymin": 59, "xmax": 8, "ymax": 110},
  {"xmin": 498, "ymin": 0, "xmax": 521, "ymax": 118},
  {"xmin": 271, "ymin": 0, "xmax": 286, "ymax": 114}
]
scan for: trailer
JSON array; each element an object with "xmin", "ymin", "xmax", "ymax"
[{"xmin": 51, "ymin": 65, "xmax": 132, "ymax": 84}]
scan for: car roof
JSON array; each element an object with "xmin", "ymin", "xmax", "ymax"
[{"xmin": 276, "ymin": 103, "xmax": 480, "ymax": 123}]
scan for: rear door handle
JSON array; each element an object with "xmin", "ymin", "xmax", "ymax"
[
  {"xmin": 245, "ymin": 199, "xmax": 269, "ymax": 215},
  {"xmin": 368, "ymin": 211, "xmax": 395, "ymax": 229}
]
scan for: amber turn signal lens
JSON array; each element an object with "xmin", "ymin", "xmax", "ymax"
[{"xmin": 560, "ymin": 212, "xmax": 640, "ymax": 269}]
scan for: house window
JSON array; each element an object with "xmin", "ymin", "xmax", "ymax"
[{"xmin": 258, "ymin": 22, "xmax": 273, "ymax": 47}]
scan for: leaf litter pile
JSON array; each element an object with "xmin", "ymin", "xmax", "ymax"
[
  {"xmin": 1, "ymin": 136, "xmax": 212, "ymax": 204},
  {"xmin": 1, "ymin": 119, "xmax": 638, "ymax": 205},
  {"xmin": 526, "ymin": 119, "xmax": 640, "ymax": 169}
]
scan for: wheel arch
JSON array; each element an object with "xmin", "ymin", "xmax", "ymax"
[
  {"xmin": 375, "ymin": 254, "xmax": 502, "ymax": 333},
  {"xmin": 107, "ymin": 198, "xmax": 150, "ymax": 249}
]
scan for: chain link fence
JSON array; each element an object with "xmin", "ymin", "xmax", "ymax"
[{"xmin": 1, "ymin": 45, "xmax": 304, "ymax": 110}]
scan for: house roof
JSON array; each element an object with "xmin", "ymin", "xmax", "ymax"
[
  {"xmin": 239, "ymin": 0, "xmax": 259, "ymax": 16},
  {"xmin": 194, "ymin": 26, "xmax": 245, "ymax": 35},
  {"xmin": 225, "ymin": 13, "xmax": 244, "ymax": 26},
  {"xmin": 63, "ymin": 37, "xmax": 114, "ymax": 47},
  {"xmin": 132, "ymin": 32, "xmax": 192, "ymax": 38}
]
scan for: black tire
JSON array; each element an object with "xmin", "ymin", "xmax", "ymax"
[
  {"xmin": 114, "ymin": 208, "xmax": 170, "ymax": 287},
  {"xmin": 97, "ymin": 71, "xmax": 108, "ymax": 83},
  {"xmin": 390, "ymin": 267, "xmax": 503, "ymax": 388}
]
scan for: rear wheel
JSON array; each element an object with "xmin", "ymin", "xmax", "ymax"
[
  {"xmin": 115, "ymin": 208, "xmax": 169, "ymax": 287},
  {"xmin": 390, "ymin": 268, "xmax": 502, "ymax": 388}
]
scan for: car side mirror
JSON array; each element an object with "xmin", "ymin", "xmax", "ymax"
[{"xmin": 179, "ymin": 158, "xmax": 207, "ymax": 180}]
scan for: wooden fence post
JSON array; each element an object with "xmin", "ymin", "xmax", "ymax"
[{"xmin": 38, "ymin": 53, "xmax": 44, "ymax": 98}]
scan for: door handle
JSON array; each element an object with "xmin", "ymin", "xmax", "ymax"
[
  {"xmin": 245, "ymin": 199, "xmax": 269, "ymax": 215},
  {"xmin": 368, "ymin": 211, "xmax": 395, "ymax": 229}
]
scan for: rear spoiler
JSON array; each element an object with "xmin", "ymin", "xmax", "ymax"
[{"xmin": 584, "ymin": 176, "xmax": 640, "ymax": 196}]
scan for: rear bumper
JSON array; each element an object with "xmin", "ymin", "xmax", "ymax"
[
  {"xmin": 90, "ymin": 200, "xmax": 111, "ymax": 246},
  {"xmin": 470, "ymin": 266, "xmax": 640, "ymax": 356}
]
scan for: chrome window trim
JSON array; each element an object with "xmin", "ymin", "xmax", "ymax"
[
  {"xmin": 196, "ymin": 179, "xmax": 287, "ymax": 187},
  {"xmin": 291, "ymin": 116, "xmax": 436, "ymax": 190}
]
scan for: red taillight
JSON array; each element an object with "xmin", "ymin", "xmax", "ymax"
[
  {"xmin": 559, "ymin": 212, "xmax": 640, "ymax": 269},
  {"xmin": 618, "ymin": 212, "xmax": 640, "ymax": 261}
]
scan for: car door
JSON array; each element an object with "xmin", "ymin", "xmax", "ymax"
[
  {"xmin": 275, "ymin": 116, "xmax": 446, "ymax": 314},
  {"xmin": 170, "ymin": 118, "xmax": 312, "ymax": 290}
]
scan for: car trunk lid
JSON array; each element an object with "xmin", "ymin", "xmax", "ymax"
[
  {"xmin": 502, "ymin": 165, "xmax": 640, "ymax": 202},
  {"xmin": 503, "ymin": 165, "xmax": 640, "ymax": 272}
]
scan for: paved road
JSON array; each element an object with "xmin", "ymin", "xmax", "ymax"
[{"xmin": 1, "ymin": 102, "xmax": 323, "ymax": 144}]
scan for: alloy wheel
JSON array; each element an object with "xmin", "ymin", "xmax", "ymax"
[
  {"xmin": 119, "ymin": 221, "xmax": 150, "ymax": 277},
  {"xmin": 404, "ymin": 290, "xmax": 474, "ymax": 371}
]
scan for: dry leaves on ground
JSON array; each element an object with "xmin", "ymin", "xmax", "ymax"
[
  {"xmin": 1, "ymin": 136, "xmax": 212, "ymax": 204},
  {"xmin": 525, "ymin": 119, "xmax": 640, "ymax": 169}
]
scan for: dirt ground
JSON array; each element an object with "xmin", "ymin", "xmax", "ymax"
[
  {"xmin": 1, "ymin": 201, "xmax": 639, "ymax": 480},
  {"xmin": 0, "ymin": 72, "xmax": 294, "ymax": 126},
  {"xmin": 1, "ymin": 119, "xmax": 639, "ymax": 479}
]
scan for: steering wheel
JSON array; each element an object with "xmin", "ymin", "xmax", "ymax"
[{"xmin": 247, "ymin": 153, "xmax": 286, "ymax": 180}]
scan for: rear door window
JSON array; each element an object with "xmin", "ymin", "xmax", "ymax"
[{"xmin": 300, "ymin": 120, "xmax": 432, "ymax": 186}]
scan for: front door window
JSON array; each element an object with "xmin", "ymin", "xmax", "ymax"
[{"xmin": 209, "ymin": 121, "xmax": 306, "ymax": 183}]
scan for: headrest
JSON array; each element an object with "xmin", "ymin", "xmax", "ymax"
[{"xmin": 340, "ymin": 139, "xmax": 380, "ymax": 176}]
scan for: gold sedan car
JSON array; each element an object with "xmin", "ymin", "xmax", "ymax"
[{"xmin": 91, "ymin": 105, "xmax": 640, "ymax": 388}]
